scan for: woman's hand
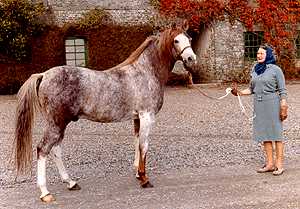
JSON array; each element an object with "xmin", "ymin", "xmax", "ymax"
[
  {"xmin": 231, "ymin": 82, "xmax": 241, "ymax": 96},
  {"xmin": 280, "ymin": 100, "xmax": 288, "ymax": 121}
]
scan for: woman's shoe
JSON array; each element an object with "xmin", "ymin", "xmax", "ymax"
[
  {"xmin": 257, "ymin": 165, "xmax": 275, "ymax": 173},
  {"xmin": 273, "ymin": 168, "xmax": 284, "ymax": 176}
]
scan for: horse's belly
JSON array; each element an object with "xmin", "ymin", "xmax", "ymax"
[{"xmin": 78, "ymin": 108, "xmax": 134, "ymax": 123}]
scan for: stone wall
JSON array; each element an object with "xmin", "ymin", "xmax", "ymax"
[
  {"xmin": 192, "ymin": 25, "xmax": 216, "ymax": 82},
  {"xmin": 192, "ymin": 20, "xmax": 249, "ymax": 83},
  {"xmin": 45, "ymin": 0, "xmax": 155, "ymax": 24},
  {"xmin": 213, "ymin": 20, "xmax": 246, "ymax": 81}
]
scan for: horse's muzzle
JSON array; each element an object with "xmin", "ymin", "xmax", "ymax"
[{"xmin": 183, "ymin": 54, "xmax": 197, "ymax": 68}]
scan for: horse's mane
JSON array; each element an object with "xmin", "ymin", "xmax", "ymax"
[
  {"xmin": 112, "ymin": 27, "xmax": 182, "ymax": 69},
  {"xmin": 112, "ymin": 36, "xmax": 157, "ymax": 69}
]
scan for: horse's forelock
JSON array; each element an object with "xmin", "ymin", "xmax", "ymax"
[{"xmin": 157, "ymin": 27, "xmax": 183, "ymax": 58}]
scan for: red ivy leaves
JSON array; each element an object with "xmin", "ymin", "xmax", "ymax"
[
  {"xmin": 159, "ymin": 0, "xmax": 225, "ymax": 29},
  {"xmin": 226, "ymin": 0, "xmax": 254, "ymax": 29},
  {"xmin": 255, "ymin": 0, "xmax": 298, "ymax": 59}
]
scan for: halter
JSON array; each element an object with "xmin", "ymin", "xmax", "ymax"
[
  {"xmin": 179, "ymin": 46, "xmax": 192, "ymax": 57},
  {"xmin": 173, "ymin": 45, "xmax": 193, "ymax": 61}
]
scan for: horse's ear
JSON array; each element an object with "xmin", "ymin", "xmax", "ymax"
[{"xmin": 182, "ymin": 20, "xmax": 189, "ymax": 31}]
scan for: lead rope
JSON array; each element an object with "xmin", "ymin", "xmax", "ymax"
[
  {"xmin": 236, "ymin": 91, "xmax": 256, "ymax": 121},
  {"xmin": 191, "ymin": 85, "xmax": 232, "ymax": 100},
  {"xmin": 191, "ymin": 86, "xmax": 255, "ymax": 121}
]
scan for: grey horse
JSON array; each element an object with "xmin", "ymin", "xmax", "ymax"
[{"xmin": 14, "ymin": 21, "xmax": 197, "ymax": 202}]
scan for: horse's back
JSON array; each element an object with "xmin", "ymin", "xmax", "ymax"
[{"xmin": 38, "ymin": 66, "xmax": 134, "ymax": 123}]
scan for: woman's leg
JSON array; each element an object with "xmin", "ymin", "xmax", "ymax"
[
  {"xmin": 263, "ymin": 141, "xmax": 274, "ymax": 168},
  {"xmin": 257, "ymin": 141, "xmax": 274, "ymax": 173},
  {"xmin": 274, "ymin": 141, "xmax": 284, "ymax": 169}
]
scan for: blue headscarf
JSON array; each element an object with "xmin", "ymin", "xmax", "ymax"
[{"xmin": 254, "ymin": 46, "xmax": 276, "ymax": 75}]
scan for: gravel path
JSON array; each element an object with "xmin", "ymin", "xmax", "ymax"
[{"xmin": 0, "ymin": 83, "xmax": 300, "ymax": 208}]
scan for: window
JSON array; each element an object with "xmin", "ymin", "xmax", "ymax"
[
  {"xmin": 244, "ymin": 31, "xmax": 264, "ymax": 60},
  {"xmin": 296, "ymin": 32, "xmax": 300, "ymax": 58},
  {"xmin": 65, "ymin": 38, "xmax": 87, "ymax": 67}
]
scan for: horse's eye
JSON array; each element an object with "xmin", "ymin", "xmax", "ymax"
[{"xmin": 174, "ymin": 40, "xmax": 179, "ymax": 44}]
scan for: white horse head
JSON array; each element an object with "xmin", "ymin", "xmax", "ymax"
[{"xmin": 172, "ymin": 21, "xmax": 197, "ymax": 68}]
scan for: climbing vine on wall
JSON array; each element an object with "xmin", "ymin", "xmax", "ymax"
[
  {"xmin": 153, "ymin": 0, "xmax": 300, "ymax": 78},
  {"xmin": 77, "ymin": 7, "xmax": 113, "ymax": 30},
  {"xmin": 0, "ymin": 0, "xmax": 49, "ymax": 61}
]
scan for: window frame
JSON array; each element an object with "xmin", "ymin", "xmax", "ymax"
[
  {"xmin": 65, "ymin": 37, "xmax": 88, "ymax": 67},
  {"xmin": 244, "ymin": 31, "xmax": 264, "ymax": 61}
]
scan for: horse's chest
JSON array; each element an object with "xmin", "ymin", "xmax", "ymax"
[{"xmin": 136, "ymin": 89, "xmax": 164, "ymax": 112}]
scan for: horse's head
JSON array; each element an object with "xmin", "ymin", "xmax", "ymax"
[{"xmin": 171, "ymin": 20, "xmax": 197, "ymax": 68}]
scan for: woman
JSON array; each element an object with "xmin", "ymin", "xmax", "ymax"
[{"xmin": 231, "ymin": 44, "xmax": 288, "ymax": 176}]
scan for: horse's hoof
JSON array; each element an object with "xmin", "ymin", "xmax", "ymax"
[
  {"xmin": 68, "ymin": 183, "xmax": 81, "ymax": 191},
  {"xmin": 40, "ymin": 194, "xmax": 55, "ymax": 203},
  {"xmin": 141, "ymin": 181, "xmax": 154, "ymax": 188}
]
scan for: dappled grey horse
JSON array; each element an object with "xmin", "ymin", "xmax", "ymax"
[{"xmin": 14, "ymin": 21, "xmax": 196, "ymax": 202}]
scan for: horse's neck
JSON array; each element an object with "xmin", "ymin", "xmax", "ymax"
[{"xmin": 140, "ymin": 42, "xmax": 175, "ymax": 86}]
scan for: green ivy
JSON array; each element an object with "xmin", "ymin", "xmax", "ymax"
[
  {"xmin": 0, "ymin": 0, "xmax": 48, "ymax": 61},
  {"xmin": 149, "ymin": 0, "xmax": 160, "ymax": 9},
  {"xmin": 77, "ymin": 7, "xmax": 112, "ymax": 30}
]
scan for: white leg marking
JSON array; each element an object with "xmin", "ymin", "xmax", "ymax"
[
  {"xmin": 139, "ymin": 112, "xmax": 155, "ymax": 157},
  {"xmin": 134, "ymin": 136, "xmax": 140, "ymax": 178},
  {"xmin": 37, "ymin": 156, "xmax": 49, "ymax": 198},
  {"xmin": 134, "ymin": 136, "xmax": 140, "ymax": 168},
  {"xmin": 51, "ymin": 145, "xmax": 77, "ymax": 189}
]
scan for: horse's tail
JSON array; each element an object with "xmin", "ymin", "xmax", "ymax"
[{"xmin": 14, "ymin": 73, "xmax": 44, "ymax": 174}]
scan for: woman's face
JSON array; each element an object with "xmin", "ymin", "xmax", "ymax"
[{"xmin": 257, "ymin": 48, "xmax": 267, "ymax": 63}]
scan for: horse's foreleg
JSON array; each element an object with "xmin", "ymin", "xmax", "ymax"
[
  {"xmin": 133, "ymin": 119, "xmax": 140, "ymax": 179},
  {"xmin": 51, "ymin": 145, "xmax": 80, "ymax": 190},
  {"xmin": 137, "ymin": 112, "xmax": 154, "ymax": 188}
]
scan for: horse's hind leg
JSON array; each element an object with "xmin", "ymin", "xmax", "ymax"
[
  {"xmin": 51, "ymin": 145, "xmax": 81, "ymax": 190},
  {"xmin": 37, "ymin": 124, "xmax": 67, "ymax": 202},
  {"xmin": 137, "ymin": 112, "xmax": 154, "ymax": 188},
  {"xmin": 133, "ymin": 118, "xmax": 141, "ymax": 179},
  {"xmin": 37, "ymin": 153, "xmax": 53, "ymax": 202}
]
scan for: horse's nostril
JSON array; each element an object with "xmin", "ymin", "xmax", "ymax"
[{"xmin": 188, "ymin": 57, "xmax": 193, "ymax": 62}]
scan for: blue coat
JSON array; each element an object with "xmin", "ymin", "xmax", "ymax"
[{"xmin": 250, "ymin": 64, "xmax": 287, "ymax": 142}]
